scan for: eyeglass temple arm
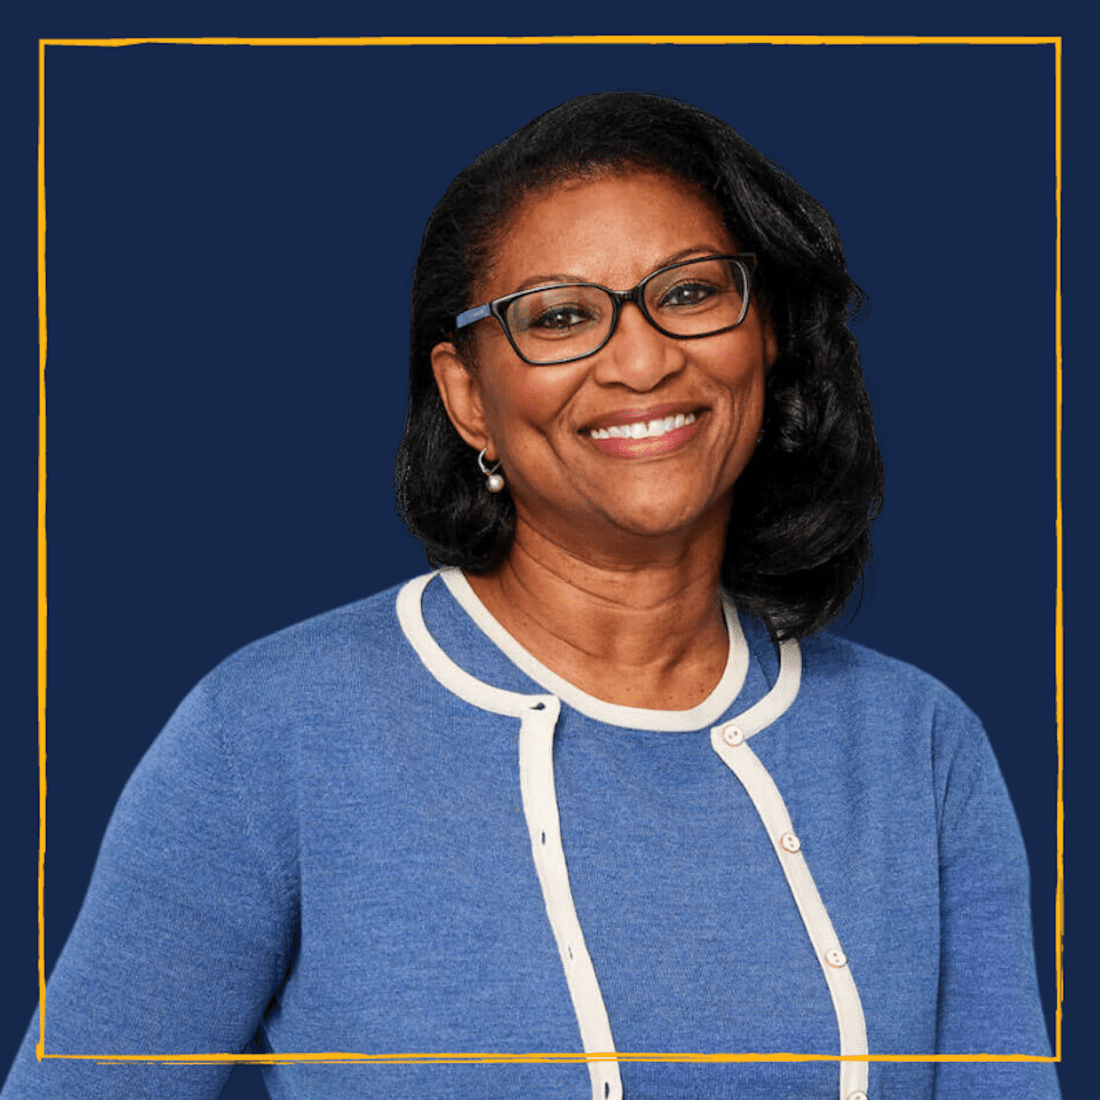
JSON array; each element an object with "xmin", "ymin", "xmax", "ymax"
[{"xmin": 456, "ymin": 303, "xmax": 492, "ymax": 330}]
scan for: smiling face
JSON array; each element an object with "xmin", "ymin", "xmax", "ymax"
[{"xmin": 431, "ymin": 170, "xmax": 778, "ymax": 562}]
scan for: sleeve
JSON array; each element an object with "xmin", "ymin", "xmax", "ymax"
[
  {"xmin": 929, "ymin": 702, "xmax": 1061, "ymax": 1099},
  {"xmin": 0, "ymin": 674, "xmax": 297, "ymax": 1100}
]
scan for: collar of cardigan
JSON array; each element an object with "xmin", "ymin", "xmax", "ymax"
[{"xmin": 397, "ymin": 568, "xmax": 801, "ymax": 735}]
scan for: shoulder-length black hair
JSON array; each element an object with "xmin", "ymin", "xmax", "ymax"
[{"xmin": 395, "ymin": 91, "xmax": 883, "ymax": 640}]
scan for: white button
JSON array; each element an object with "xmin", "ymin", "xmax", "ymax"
[
  {"xmin": 848, "ymin": 1092, "xmax": 868, "ymax": 1100},
  {"xmin": 779, "ymin": 831, "xmax": 801, "ymax": 853},
  {"xmin": 825, "ymin": 948, "xmax": 848, "ymax": 968},
  {"xmin": 720, "ymin": 724, "xmax": 745, "ymax": 746}
]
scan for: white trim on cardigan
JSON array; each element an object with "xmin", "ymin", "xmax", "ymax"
[
  {"xmin": 519, "ymin": 699, "xmax": 621, "ymax": 1100},
  {"xmin": 710, "ymin": 637, "xmax": 870, "ymax": 1100},
  {"xmin": 397, "ymin": 572, "xmax": 622, "ymax": 1100},
  {"xmin": 397, "ymin": 571, "xmax": 869, "ymax": 1100},
  {"xmin": 440, "ymin": 567, "xmax": 750, "ymax": 731}
]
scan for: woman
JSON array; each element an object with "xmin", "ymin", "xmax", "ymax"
[{"xmin": 3, "ymin": 92, "xmax": 1057, "ymax": 1100}]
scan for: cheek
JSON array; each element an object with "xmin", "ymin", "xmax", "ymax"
[
  {"xmin": 712, "ymin": 343, "xmax": 770, "ymax": 402},
  {"xmin": 482, "ymin": 368, "xmax": 541, "ymax": 423},
  {"xmin": 480, "ymin": 364, "xmax": 583, "ymax": 447}
]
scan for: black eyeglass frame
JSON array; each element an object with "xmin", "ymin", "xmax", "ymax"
[{"xmin": 454, "ymin": 253, "xmax": 758, "ymax": 366}]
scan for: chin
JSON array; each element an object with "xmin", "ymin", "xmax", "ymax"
[{"xmin": 600, "ymin": 498, "xmax": 725, "ymax": 542}]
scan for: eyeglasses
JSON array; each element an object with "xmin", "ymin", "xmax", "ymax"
[{"xmin": 455, "ymin": 253, "xmax": 757, "ymax": 366}]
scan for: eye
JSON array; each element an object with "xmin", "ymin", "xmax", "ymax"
[
  {"xmin": 658, "ymin": 280, "xmax": 719, "ymax": 309},
  {"xmin": 508, "ymin": 287, "xmax": 607, "ymax": 340},
  {"xmin": 530, "ymin": 304, "xmax": 596, "ymax": 331}
]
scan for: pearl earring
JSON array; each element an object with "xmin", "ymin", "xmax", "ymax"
[{"xmin": 477, "ymin": 447, "xmax": 505, "ymax": 493}]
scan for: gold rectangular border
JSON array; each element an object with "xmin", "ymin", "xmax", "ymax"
[{"xmin": 35, "ymin": 34, "xmax": 1063, "ymax": 1069}]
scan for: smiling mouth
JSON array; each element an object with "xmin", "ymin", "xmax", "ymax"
[{"xmin": 588, "ymin": 411, "xmax": 698, "ymax": 441}]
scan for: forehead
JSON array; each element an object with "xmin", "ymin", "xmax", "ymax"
[{"xmin": 480, "ymin": 170, "xmax": 734, "ymax": 295}]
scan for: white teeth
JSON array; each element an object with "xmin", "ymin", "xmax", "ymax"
[{"xmin": 589, "ymin": 411, "xmax": 696, "ymax": 441}]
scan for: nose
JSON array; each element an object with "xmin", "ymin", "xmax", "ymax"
[{"xmin": 590, "ymin": 300, "xmax": 687, "ymax": 392}]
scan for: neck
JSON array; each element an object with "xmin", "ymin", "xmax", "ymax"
[{"xmin": 465, "ymin": 511, "xmax": 730, "ymax": 710}]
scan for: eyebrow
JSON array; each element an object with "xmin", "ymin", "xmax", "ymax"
[{"xmin": 509, "ymin": 245, "xmax": 732, "ymax": 294}]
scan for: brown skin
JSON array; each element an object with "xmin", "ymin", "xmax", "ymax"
[{"xmin": 431, "ymin": 171, "xmax": 777, "ymax": 709}]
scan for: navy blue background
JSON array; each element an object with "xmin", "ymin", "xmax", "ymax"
[{"xmin": 3, "ymin": 13, "xmax": 1092, "ymax": 1100}]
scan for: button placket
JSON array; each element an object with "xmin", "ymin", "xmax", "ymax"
[{"xmin": 708, "ymin": 673, "xmax": 868, "ymax": 1100}]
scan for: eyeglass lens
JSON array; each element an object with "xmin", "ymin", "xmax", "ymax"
[{"xmin": 503, "ymin": 257, "xmax": 749, "ymax": 365}]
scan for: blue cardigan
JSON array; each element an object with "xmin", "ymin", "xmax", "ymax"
[{"xmin": 1, "ymin": 571, "xmax": 1059, "ymax": 1099}]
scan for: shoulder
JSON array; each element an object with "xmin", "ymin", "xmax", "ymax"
[
  {"xmin": 161, "ymin": 575, "xmax": 437, "ymax": 759},
  {"xmin": 786, "ymin": 630, "xmax": 998, "ymax": 811},
  {"xmin": 200, "ymin": 576, "xmax": 416, "ymax": 696},
  {"xmin": 795, "ymin": 628, "xmax": 981, "ymax": 732}
]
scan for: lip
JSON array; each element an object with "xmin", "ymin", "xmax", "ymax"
[{"xmin": 583, "ymin": 405, "xmax": 706, "ymax": 459}]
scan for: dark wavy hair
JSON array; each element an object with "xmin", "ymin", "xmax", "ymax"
[{"xmin": 395, "ymin": 91, "xmax": 883, "ymax": 640}]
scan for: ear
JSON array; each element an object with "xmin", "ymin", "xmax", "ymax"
[{"xmin": 430, "ymin": 342, "xmax": 495, "ymax": 457}]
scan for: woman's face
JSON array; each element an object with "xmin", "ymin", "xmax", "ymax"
[{"xmin": 432, "ymin": 170, "xmax": 778, "ymax": 559}]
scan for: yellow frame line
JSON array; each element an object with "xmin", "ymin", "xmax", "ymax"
[
  {"xmin": 36, "ymin": 36, "xmax": 48, "ymax": 1064},
  {"xmin": 44, "ymin": 1051, "xmax": 1058, "ymax": 1065},
  {"xmin": 1053, "ymin": 35, "xmax": 1065, "ymax": 1065},
  {"xmin": 35, "ymin": 35, "xmax": 1065, "ymax": 1068},
  {"xmin": 39, "ymin": 34, "xmax": 1060, "ymax": 47}
]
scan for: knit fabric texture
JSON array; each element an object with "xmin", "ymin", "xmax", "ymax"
[{"xmin": 2, "ymin": 573, "xmax": 1059, "ymax": 1099}]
